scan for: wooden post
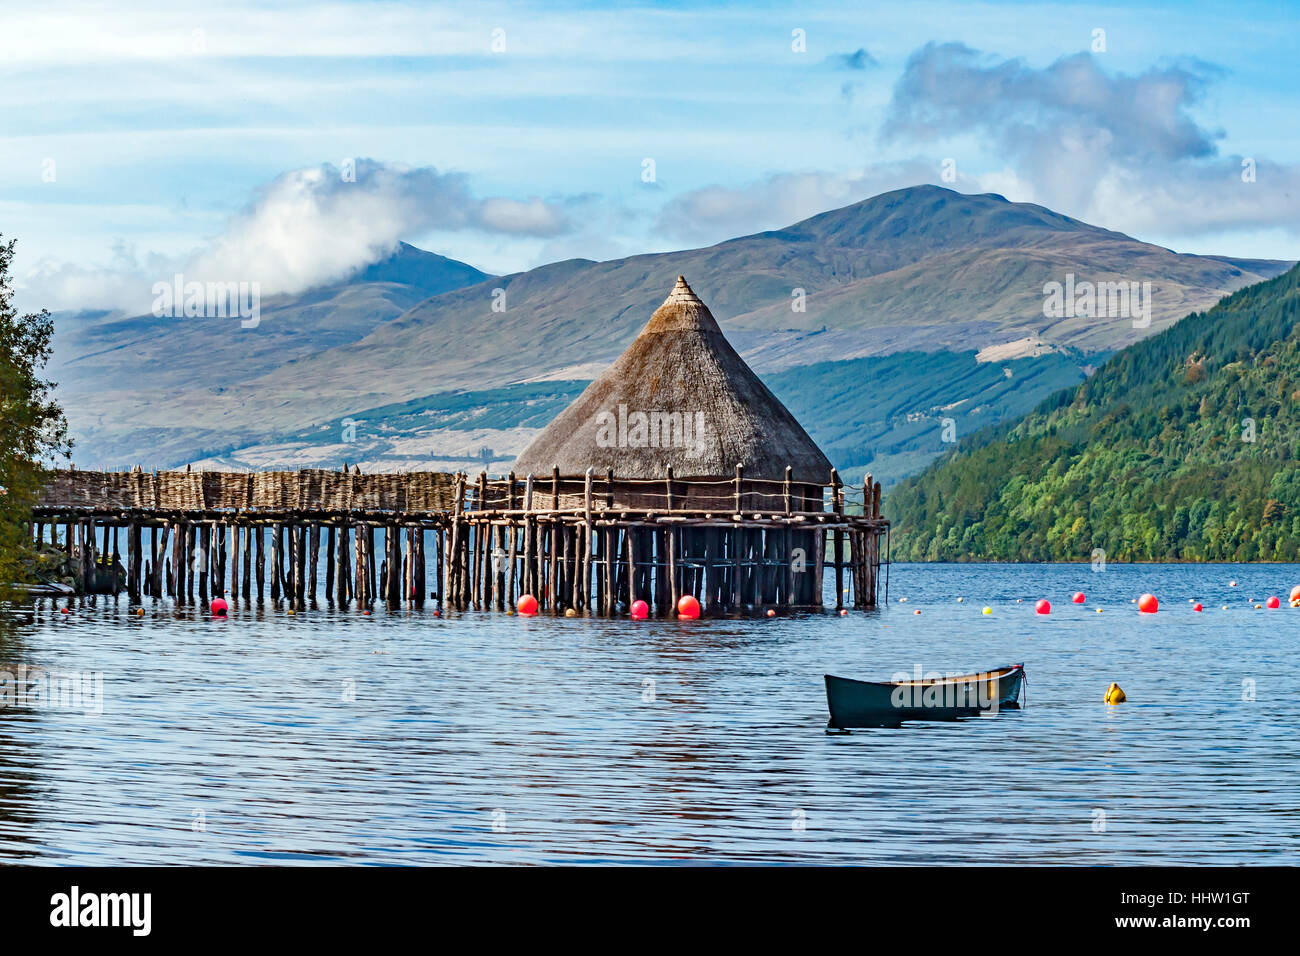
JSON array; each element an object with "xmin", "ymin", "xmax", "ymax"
[
  {"xmin": 366, "ymin": 524, "xmax": 377, "ymax": 605},
  {"xmin": 296, "ymin": 525, "xmax": 308, "ymax": 609},
  {"xmin": 255, "ymin": 525, "xmax": 266, "ymax": 601},
  {"xmin": 416, "ymin": 527, "xmax": 426, "ymax": 608},
  {"xmin": 127, "ymin": 523, "xmax": 141, "ymax": 602},
  {"xmin": 832, "ymin": 469, "xmax": 844, "ymax": 609},
  {"xmin": 434, "ymin": 526, "xmax": 443, "ymax": 607},
  {"xmin": 404, "ymin": 526, "xmax": 414, "ymax": 606},
  {"xmin": 269, "ymin": 523, "xmax": 281, "ymax": 601},
  {"xmin": 582, "ymin": 468, "xmax": 593, "ymax": 613},
  {"xmin": 325, "ymin": 525, "xmax": 335, "ymax": 602},
  {"xmin": 447, "ymin": 474, "xmax": 465, "ymax": 607},
  {"xmin": 603, "ymin": 526, "xmax": 615, "ymax": 616},
  {"xmin": 229, "ymin": 523, "xmax": 241, "ymax": 604},
  {"xmin": 389, "ymin": 522, "xmax": 403, "ymax": 606},
  {"xmin": 667, "ymin": 524, "xmax": 678, "ymax": 614},
  {"xmin": 334, "ymin": 524, "xmax": 348, "ymax": 605},
  {"xmin": 184, "ymin": 524, "xmax": 196, "ymax": 602},
  {"xmin": 308, "ymin": 523, "xmax": 320, "ymax": 603},
  {"xmin": 505, "ymin": 473, "xmax": 518, "ymax": 607},
  {"xmin": 520, "ymin": 475, "xmax": 534, "ymax": 598},
  {"xmin": 625, "ymin": 527, "xmax": 636, "ymax": 612},
  {"xmin": 286, "ymin": 522, "xmax": 298, "ymax": 608},
  {"xmin": 354, "ymin": 521, "xmax": 366, "ymax": 604}
]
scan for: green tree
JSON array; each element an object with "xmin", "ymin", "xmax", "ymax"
[{"xmin": 0, "ymin": 235, "xmax": 71, "ymax": 589}]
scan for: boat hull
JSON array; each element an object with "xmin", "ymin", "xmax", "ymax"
[{"xmin": 825, "ymin": 665, "xmax": 1024, "ymax": 729}]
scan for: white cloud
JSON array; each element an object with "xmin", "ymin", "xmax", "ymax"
[
  {"xmin": 20, "ymin": 159, "xmax": 573, "ymax": 311},
  {"xmin": 881, "ymin": 43, "xmax": 1300, "ymax": 238}
]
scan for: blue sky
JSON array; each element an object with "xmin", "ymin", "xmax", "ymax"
[{"xmin": 2, "ymin": 0, "xmax": 1297, "ymax": 312}]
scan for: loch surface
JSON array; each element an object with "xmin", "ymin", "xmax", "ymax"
[{"xmin": 1, "ymin": 562, "xmax": 1296, "ymax": 864}]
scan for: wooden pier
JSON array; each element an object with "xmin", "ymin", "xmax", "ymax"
[{"xmin": 30, "ymin": 465, "xmax": 888, "ymax": 613}]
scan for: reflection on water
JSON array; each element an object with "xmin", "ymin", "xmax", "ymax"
[{"xmin": 0, "ymin": 562, "xmax": 1296, "ymax": 864}]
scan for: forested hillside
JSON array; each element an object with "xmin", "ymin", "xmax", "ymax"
[{"xmin": 887, "ymin": 263, "xmax": 1300, "ymax": 561}]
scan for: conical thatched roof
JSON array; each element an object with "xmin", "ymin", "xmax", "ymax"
[{"xmin": 512, "ymin": 276, "xmax": 833, "ymax": 482}]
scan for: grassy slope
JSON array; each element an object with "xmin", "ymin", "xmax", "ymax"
[{"xmin": 886, "ymin": 264, "xmax": 1300, "ymax": 561}]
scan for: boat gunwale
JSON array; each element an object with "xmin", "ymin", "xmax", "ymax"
[{"xmin": 825, "ymin": 664, "xmax": 1023, "ymax": 690}]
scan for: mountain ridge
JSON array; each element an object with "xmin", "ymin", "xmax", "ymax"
[{"xmin": 46, "ymin": 185, "xmax": 1292, "ymax": 472}]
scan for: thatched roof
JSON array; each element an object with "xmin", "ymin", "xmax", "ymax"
[{"xmin": 512, "ymin": 276, "xmax": 833, "ymax": 482}]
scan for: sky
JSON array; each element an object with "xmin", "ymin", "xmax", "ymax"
[{"xmin": 2, "ymin": 0, "xmax": 1297, "ymax": 314}]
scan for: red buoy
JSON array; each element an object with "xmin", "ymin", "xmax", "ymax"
[
  {"xmin": 1138, "ymin": 593, "xmax": 1159, "ymax": 613},
  {"xmin": 630, "ymin": 599, "xmax": 649, "ymax": 620},
  {"xmin": 517, "ymin": 594, "xmax": 539, "ymax": 616},
  {"xmin": 1266, "ymin": 595, "xmax": 1280, "ymax": 609},
  {"xmin": 1072, "ymin": 592, "xmax": 1085, "ymax": 604},
  {"xmin": 677, "ymin": 595, "xmax": 701, "ymax": 620},
  {"xmin": 1193, "ymin": 603, "xmax": 1203, "ymax": 612},
  {"xmin": 210, "ymin": 598, "xmax": 228, "ymax": 616},
  {"xmin": 1035, "ymin": 599, "xmax": 1051, "ymax": 615}
]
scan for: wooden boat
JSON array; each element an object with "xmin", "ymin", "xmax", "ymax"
[{"xmin": 825, "ymin": 664, "xmax": 1025, "ymax": 729}]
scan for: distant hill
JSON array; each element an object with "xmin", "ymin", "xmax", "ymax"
[
  {"xmin": 886, "ymin": 263, "xmax": 1300, "ymax": 561},
  {"xmin": 48, "ymin": 243, "xmax": 492, "ymax": 466},
  {"xmin": 47, "ymin": 186, "xmax": 1290, "ymax": 475}
]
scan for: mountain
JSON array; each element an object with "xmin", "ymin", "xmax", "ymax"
[
  {"xmin": 47, "ymin": 243, "xmax": 492, "ymax": 466},
  {"xmin": 886, "ymin": 263, "xmax": 1300, "ymax": 561},
  {"xmin": 47, "ymin": 186, "xmax": 1290, "ymax": 475}
]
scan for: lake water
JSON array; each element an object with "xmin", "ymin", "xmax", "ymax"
[{"xmin": 1, "ymin": 562, "xmax": 1296, "ymax": 865}]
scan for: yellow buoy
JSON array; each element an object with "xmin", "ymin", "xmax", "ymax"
[
  {"xmin": 1104, "ymin": 682, "xmax": 1127, "ymax": 705},
  {"xmin": 1096, "ymin": 607, "xmax": 1103, "ymax": 613},
  {"xmin": 982, "ymin": 606, "xmax": 992, "ymax": 615},
  {"xmin": 564, "ymin": 608, "xmax": 577, "ymax": 617}
]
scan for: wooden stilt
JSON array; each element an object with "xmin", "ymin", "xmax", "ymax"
[
  {"xmin": 255, "ymin": 525, "xmax": 265, "ymax": 601},
  {"xmin": 308, "ymin": 523, "xmax": 320, "ymax": 604}
]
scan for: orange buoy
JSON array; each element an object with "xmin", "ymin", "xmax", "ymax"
[
  {"xmin": 1266, "ymin": 595, "xmax": 1280, "ymax": 609},
  {"xmin": 1035, "ymin": 599, "xmax": 1051, "ymax": 615},
  {"xmin": 1193, "ymin": 603, "xmax": 1203, "ymax": 612},
  {"xmin": 517, "ymin": 594, "xmax": 539, "ymax": 616},
  {"xmin": 630, "ymin": 599, "xmax": 649, "ymax": 620},
  {"xmin": 1290, "ymin": 585, "xmax": 1300, "ymax": 602},
  {"xmin": 1138, "ymin": 593, "xmax": 1159, "ymax": 613},
  {"xmin": 677, "ymin": 595, "xmax": 701, "ymax": 620},
  {"xmin": 766, "ymin": 608, "xmax": 776, "ymax": 617},
  {"xmin": 1072, "ymin": 592, "xmax": 1085, "ymax": 604}
]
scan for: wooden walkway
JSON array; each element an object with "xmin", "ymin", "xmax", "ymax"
[{"xmin": 31, "ymin": 467, "xmax": 889, "ymax": 613}]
